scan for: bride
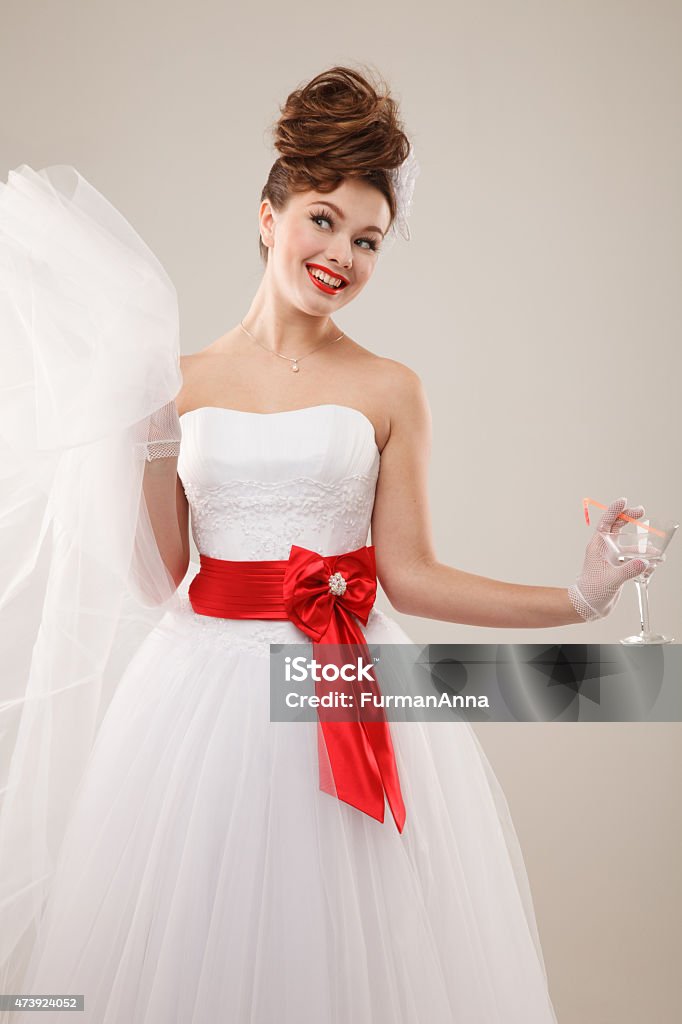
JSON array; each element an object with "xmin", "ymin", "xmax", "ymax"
[{"xmin": 0, "ymin": 64, "xmax": 649, "ymax": 1023}]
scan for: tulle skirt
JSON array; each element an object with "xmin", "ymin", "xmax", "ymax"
[{"xmin": 6, "ymin": 598, "xmax": 558, "ymax": 1024}]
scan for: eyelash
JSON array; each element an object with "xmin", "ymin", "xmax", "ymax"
[{"xmin": 309, "ymin": 209, "xmax": 381, "ymax": 252}]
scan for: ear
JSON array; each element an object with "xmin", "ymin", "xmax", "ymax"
[{"xmin": 259, "ymin": 200, "xmax": 276, "ymax": 249}]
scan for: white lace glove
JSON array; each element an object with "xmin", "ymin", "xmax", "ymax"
[
  {"xmin": 140, "ymin": 399, "xmax": 182, "ymax": 461},
  {"xmin": 568, "ymin": 497, "xmax": 650, "ymax": 622}
]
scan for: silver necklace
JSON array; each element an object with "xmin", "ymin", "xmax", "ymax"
[{"xmin": 239, "ymin": 319, "xmax": 345, "ymax": 373}]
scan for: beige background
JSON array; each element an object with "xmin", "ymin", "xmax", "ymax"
[{"xmin": 2, "ymin": 1, "xmax": 681, "ymax": 1020}]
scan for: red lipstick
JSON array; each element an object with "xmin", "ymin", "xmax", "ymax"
[{"xmin": 305, "ymin": 263, "xmax": 349, "ymax": 295}]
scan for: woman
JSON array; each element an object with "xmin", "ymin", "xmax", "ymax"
[{"xmin": 0, "ymin": 65, "xmax": 648, "ymax": 1022}]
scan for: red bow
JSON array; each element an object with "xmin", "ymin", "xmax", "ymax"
[{"xmin": 282, "ymin": 544, "xmax": 406, "ymax": 832}]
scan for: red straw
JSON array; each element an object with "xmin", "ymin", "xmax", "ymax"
[{"xmin": 582, "ymin": 498, "xmax": 666, "ymax": 538}]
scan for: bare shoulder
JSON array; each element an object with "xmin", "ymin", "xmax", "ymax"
[
  {"xmin": 336, "ymin": 337, "xmax": 430, "ymax": 450},
  {"xmin": 368, "ymin": 354, "xmax": 431, "ymax": 443},
  {"xmin": 377, "ymin": 355, "xmax": 424, "ymax": 397},
  {"xmin": 179, "ymin": 352, "xmax": 202, "ymax": 374},
  {"xmin": 176, "ymin": 353, "xmax": 204, "ymax": 417},
  {"xmin": 345, "ymin": 337, "xmax": 424, "ymax": 398}
]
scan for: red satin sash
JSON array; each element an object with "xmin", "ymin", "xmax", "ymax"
[{"xmin": 188, "ymin": 544, "xmax": 406, "ymax": 833}]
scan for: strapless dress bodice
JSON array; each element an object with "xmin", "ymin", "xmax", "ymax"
[{"xmin": 177, "ymin": 404, "xmax": 381, "ymax": 562}]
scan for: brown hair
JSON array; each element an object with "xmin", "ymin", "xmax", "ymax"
[{"xmin": 259, "ymin": 64, "xmax": 412, "ymax": 264}]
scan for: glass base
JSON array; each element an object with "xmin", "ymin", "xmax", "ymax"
[{"xmin": 620, "ymin": 633, "xmax": 675, "ymax": 645}]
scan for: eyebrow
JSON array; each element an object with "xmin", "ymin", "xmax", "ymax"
[{"xmin": 307, "ymin": 199, "xmax": 386, "ymax": 238}]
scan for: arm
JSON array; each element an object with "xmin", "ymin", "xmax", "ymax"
[
  {"xmin": 138, "ymin": 357, "xmax": 191, "ymax": 590},
  {"xmin": 370, "ymin": 366, "xmax": 583, "ymax": 628},
  {"xmin": 142, "ymin": 452, "xmax": 190, "ymax": 590}
]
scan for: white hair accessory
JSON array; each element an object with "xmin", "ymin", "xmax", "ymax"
[{"xmin": 386, "ymin": 145, "xmax": 420, "ymax": 243}]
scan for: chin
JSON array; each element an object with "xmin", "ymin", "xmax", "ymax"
[{"xmin": 299, "ymin": 289, "xmax": 351, "ymax": 313}]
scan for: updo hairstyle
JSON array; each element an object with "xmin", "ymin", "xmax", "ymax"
[{"xmin": 259, "ymin": 64, "xmax": 411, "ymax": 263}]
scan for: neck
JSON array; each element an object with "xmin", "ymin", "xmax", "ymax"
[{"xmin": 242, "ymin": 287, "xmax": 339, "ymax": 358}]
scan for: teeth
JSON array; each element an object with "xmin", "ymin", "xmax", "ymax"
[{"xmin": 309, "ymin": 267, "xmax": 344, "ymax": 288}]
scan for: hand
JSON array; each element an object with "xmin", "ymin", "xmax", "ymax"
[
  {"xmin": 568, "ymin": 497, "xmax": 650, "ymax": 622},
  {"xmin": 143, "ymin": 399, "xmax": 182, "ymax": 461}
]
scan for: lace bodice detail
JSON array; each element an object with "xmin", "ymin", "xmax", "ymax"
[{"xmin": 177, "ymin": 405, "xmax": 381, "ymax": 561}]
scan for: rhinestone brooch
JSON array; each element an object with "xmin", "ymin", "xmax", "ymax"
[{"xmin": 328, "ymin": 572, "xmax": 347, "ymax": 596}]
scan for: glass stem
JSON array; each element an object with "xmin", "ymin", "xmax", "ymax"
[{"xmin": 634, "ymin": 577, "xmax": 651, "ymax": 636}]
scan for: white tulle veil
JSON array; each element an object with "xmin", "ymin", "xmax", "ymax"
[{"xmin": 0, "ymin": 164, "xmax": 183, "ymax": 990}]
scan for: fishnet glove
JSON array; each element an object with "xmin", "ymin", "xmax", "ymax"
[
  {"xmin": 568, "ymin": 497, "xmax": 650, "ymax": 622},
  {"xmin": 141, "ymin": 399, "xmax": 182, "ymax": 461}
]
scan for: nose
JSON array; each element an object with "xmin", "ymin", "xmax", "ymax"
[{"xmin": 325, "ymin": 241, "xmax": 353, "ymax": 270}]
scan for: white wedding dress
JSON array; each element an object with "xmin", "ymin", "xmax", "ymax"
[{"xmin": 0, "ymin": 166, "xmax": 559, "ymax": 1023}]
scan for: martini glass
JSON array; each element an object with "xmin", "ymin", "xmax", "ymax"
[{"xmin": 601, "ymin": 512, "xmax": 679, "ymax": 645}]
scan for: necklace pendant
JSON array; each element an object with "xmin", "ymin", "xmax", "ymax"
[{"xmin": 291, "ymin": 361, "xmax": 300, "ymax": 373}]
